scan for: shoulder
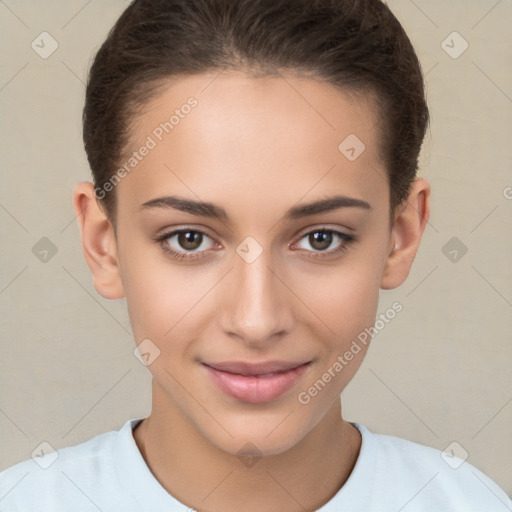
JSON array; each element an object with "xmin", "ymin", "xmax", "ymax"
[
  {"xmin": 352, "ymin": 423, "xmax": 512, "ymax": 511},
  {"xmin": 0, "ymin": 426, "xmax": 117, "ymax": 480},
  {"xmin": 0, "ymin": 421, "xmax": 133, "ymax": 512}
]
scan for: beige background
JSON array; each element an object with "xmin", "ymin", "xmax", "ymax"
[{"xmin": 1, "ymin": 0, "xmax": 511, "ymax": 497}]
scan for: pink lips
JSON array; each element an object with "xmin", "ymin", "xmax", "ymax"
[{"xmin": 202, "ymin": 360, "xmax": 311, "ymax": 403}]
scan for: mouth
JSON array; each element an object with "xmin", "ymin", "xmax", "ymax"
[{"xmin": 202, "ymin": 360, "xmax": 312, "ymax": 403}]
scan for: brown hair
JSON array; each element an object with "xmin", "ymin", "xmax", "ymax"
[{"xmin": 83, "ymin": 0, "xmax": 429, "ymax": 224}]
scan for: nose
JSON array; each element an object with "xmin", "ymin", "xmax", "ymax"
[{"xmin": 219, "ymin": 245, "xmax": 295, "ymax": 347}]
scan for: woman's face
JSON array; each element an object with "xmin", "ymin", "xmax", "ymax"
[{"xmin": 113, "ymin": 71, "xmax": 395, "ymax": 455}]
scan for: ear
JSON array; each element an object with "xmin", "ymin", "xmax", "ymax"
[
  {"xmin": 380, "ymin": 178, "xmax": 431, "ymax": 290},
  {"xmin": 72, "ymin": 182, "xmax": 125, "ymax": 299}
]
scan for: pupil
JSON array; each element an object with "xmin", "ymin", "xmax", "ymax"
[
  {"xmin": 179, "ymin": 231, "xmax": 201, "ymax": 250},
  {"xmin": 310, "ymin": 231, "xmax": 332, "ymax": 250}
]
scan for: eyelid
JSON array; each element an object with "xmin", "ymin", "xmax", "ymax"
[
  {"xmin": 291, "ymin": 224, "xmax": 354, "ymax": 244},
  {"xmin": 155, "ymin": 225, "xmax": 217, "ymax": 243}
]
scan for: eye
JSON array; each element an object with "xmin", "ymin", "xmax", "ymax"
[
  {"xmin": 293, "ymin": 228, "xmax": 356, "ymax": 258},
  {"xmin": 155, "ymin": 226, "xmax": 356, "ymax": 262},
  {"xmin": 156, "ymin": 228, "xmax": 217, "ymax": 260}
]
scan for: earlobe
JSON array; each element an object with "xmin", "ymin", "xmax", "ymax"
[
  {"xmin": 380, "ymin": 178, "xmax": 431, "ymax": 290},
  {"xmin": 72, "ymin": 182, "xmax": 125, "ymax": 299}
]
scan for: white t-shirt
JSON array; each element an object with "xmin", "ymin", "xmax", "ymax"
[{"xmin": 0, "ymin": 417, "xmax": 510, "ymax": 511}]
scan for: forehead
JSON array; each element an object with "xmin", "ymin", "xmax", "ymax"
[{"xmin": 117, "ymin": 71, "xmax": 388, "ymax": 217}]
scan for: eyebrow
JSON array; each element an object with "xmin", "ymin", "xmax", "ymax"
[{"xmin": 139, "ymin": 194, "xmax": 371, "ymax": 222}]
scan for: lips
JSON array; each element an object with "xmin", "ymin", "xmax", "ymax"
[
  {"xmin": 204, "ymin": 360, "xmax": 309, "ymax": 376},
  {"xmin": 202, "ymin": 360, "xmax": 311, "ymax": 403}
]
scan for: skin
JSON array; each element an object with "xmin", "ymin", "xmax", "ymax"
[{"xmin": 73, "ymin": 70, "xmax": 430, "ymax": 512}]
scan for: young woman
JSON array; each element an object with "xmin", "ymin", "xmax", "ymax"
[{"xmin": 1, "ymin": 0, "xmax": 510, "ymax": 510}]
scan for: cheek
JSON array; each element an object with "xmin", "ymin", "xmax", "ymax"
[
  {"xmin": 299, "ymin": 271, "xmax": 378, "ymax": 376},
  {"xmin": 124, "ymin": 267, "xmax": 204, "ymax": 344},
  {"xmin": 290, "ymin": 244, "xmax": 386, "ymax": 395},
  {"xmin": 292, "ymin": 254, "xmax": 383, "ymax": 339},
  {"xmin": 119, "ymin": 241, "xmax": 188, "ymax": 343},
  {"xmin": 121, "ymin": 250, "xmax": 222, "ymax": 374},
  {"xmin": 294, "ymin": 270, "xmax": 379, "ymax": 416}
]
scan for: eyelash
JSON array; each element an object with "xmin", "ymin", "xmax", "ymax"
[{"xmin": 154, "ymin": 227, "xmax": 357, "ymax": 261}]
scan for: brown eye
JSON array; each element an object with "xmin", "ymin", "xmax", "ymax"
[
  {"xmin": 308, "ymin": 231, "xmax": 333, "ymax": 251},
  {"xmin": 160, "ymin": 229, "xmax": 216, "ymax": 257},
  {"xmin": 293, "ymin": 228, "xmax": 356, "ymax": 259},
  {"xmin": 177, "ymin": 231, "xmax": 203, "ymax": 250}
]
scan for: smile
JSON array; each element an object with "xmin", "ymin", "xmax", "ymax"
[{"xmin": 202, "ymin": 360, "xmax": 312, "ymax": 403}]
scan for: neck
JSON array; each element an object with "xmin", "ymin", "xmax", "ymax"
[{"xmin": 133, "ymin": 380, "xmax": 361, "ymax": 512}]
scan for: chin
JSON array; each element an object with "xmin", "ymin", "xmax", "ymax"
[
  {"xmin": 197, "ymin": 408, "xmax": 319, "ymax": 459},
  {"xmin": 215, "ymin": 428, "xmax": 306, "ymax": 459}
]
